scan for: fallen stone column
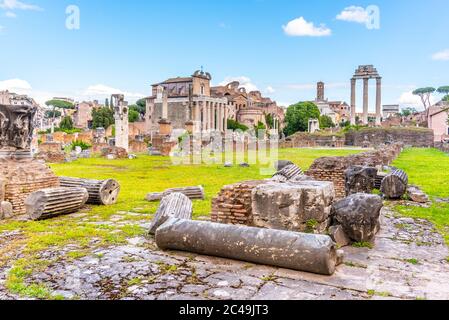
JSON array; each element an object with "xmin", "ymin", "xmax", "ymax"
[
  {"xmin": 149, "ymin": 193, "xmax": 192, "ymax": 235},
  {"xmin": 156, "ymin": 218, "xmax": 343, "ymax": 275},
  {"xmin": 381, "ymin": 169, "xmax": 408, "ymax": 199},
  {"xmin": 59, "ymin": 177, "xmax": 120, "ymax": 205},
  {"xmin": 146, "ymin": 186, "xmax": 205, "ymax": 202},
  {"xmin": 25, "ymin": 187, "xmax": 89, "ymax": 220}
]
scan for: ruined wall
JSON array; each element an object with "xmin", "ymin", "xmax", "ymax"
[
  {"xmin": 281, "ymin": 132, "xmax": 345, "ymax": 148},
  {"xmin": 211, "ymin": 180, "xmax": 267, "ymax": 225},
  {"xmin": 1, "ymin": 159, "xmax": 60, "ymax": 215},
  {"xmin": 345, "ymin": 127, "xmax": 434, "ymax": 148},
  {"xmin": 129, "ymin": 140, "xmax": 148, "ymax": 153},
  {"xmin": 306, "ymin": 143, "xmax": 403, "ymax": 199}
]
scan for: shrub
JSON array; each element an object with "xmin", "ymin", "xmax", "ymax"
[{"xmin": 70, "ymin": 140, "xmax": 91, "ymax": 151}]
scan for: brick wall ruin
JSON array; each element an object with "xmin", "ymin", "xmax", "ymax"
[
  {"xmin": 0, "ymin": 159, "xmax": 60, "ymax": 215},
  {"xmin": 306, "ymin": 143, "xmax": 403, "ymax": 198},
  {"xmin": 211, "ymin": 180, "xmax": 267, "ymax": 225},
  {"xmin": 345, "ymin": 127, "xmax": 434, "ymax": 148},
  {"xmin": 281, "ymin": 132, "xmax": 345, "ymax": 148}
]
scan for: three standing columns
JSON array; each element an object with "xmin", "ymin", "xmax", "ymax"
[{"xmin": 350, "ymin": 77, "xmax": 382, "ymax": 126}]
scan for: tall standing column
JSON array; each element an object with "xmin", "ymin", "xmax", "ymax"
[
  {"xmin": 202, "ymin": 101, "xmax": 207, "ymax": 132},
  {"xmin": 195, "ymin": 102, "xmax": 201, "ymax": 132},
  {"xmin": 219, "ymin": 104, "xmax": 224, "ymax": 132},
  {"xmin": 206, "ymin": 102, "xmax": 211, "ymax": 131},
  {"xmin": 376, "ymin": 77, "xmax": 382, "ymax": 126},
  {"xmin": 224, "ymin": 104, "xmax": 228, "ymax": 133},
  {"xmin": 212, "ymin": 103, "xmax": 216, "ymax": 131},
  {"xmin": 363, "ymin": 78, "xmax": 369, "ymax": 125},
  {"xmin": 350, "ymin": 78, "xmax": 356, "ymax": 125}
]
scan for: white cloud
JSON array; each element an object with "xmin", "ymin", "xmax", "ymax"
[
  {"xmin": 83, "ymin": 84, "xmax": 145, "ymax": 99},
  {"xmin": 336, "ymin": 6, "xmax": 369, "ymax": 24},
  {"xmin": 398, "ymin": 90, "xmax": 437, "ymax": 109},
  {"xmin": 282, "ymin": 17, "xmax": 331, "ymax": 37},
  {"xmin": 0, "ymin": 0, "xmax": 42, "ymax": 11},
  {"xmin": 5, "ymin": 11, "xmax": 16, "ymax": 17},
  {"xmin": 265, "ymin": 86, "xmax": 275, "ymax": 94},
  {"xmin": 0, "ymin": 78, "xmax": 32, "ymax": 91},
  {"xmin": 432, "ymin": 49, "xmax": 449, "ymax": 61},
  {"xmin": 218, "ymin": 76, "xmax": 259, "ymax": 92}
]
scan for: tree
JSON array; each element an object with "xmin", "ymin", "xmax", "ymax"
[
  {"xmin": 128, "ymin": 109, "xmax": 140, "ymax": 123},
  {"xmin": 265, "ymin": 113, "xmax": 274, "ymax": 129},
  {"xmin": 92, "ymin": 107, "xmax": 114, "ymax": 129},
  {"xmin": 59, "ymin": 116, "xmax": 74, "ymax": 131},
  {"xmin": 400, "ymin": 107, "xmax": 418, "ymax": 117},
  {"xmin": 437, "ymin": 86, "xmax": 449, "ymax": 103},
  {"xmin": 136, "ymin": 98, "xmax": 147, "ymax": 115},
  {"xmin": 227, "ymin": 119, "xmax": 249, "ymax": 132},
  {"xmin": 319, "ymin": 115, "xmax": 335, "ymax": 129},
  {"xmin": 45, "ymin": 110, "xmax": 61, "ymax": 118},
  {"xmin": 45, "ymin": 99, "xmax": 75, "ymax": 132},
  {"xmin": 412, "ymin": 87, "xmax": 436, "ymax": 110},
  {"xmin": 254, "ymin": 121, "xmax": 266, "ymax": 138},
  {"xmin": 283, "ymin": 101, "xmax": 320, "ymax": 136}
]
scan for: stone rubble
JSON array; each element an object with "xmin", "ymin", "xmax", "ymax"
[{"xmin": 1, "ymin": 207, "xmax": 448, "ymax": 300}]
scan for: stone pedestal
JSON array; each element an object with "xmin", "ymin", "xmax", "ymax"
[
  {"xmin": 251, "ymin": 181, "xmax": 335, "ymax": 233},
  {"xmin": 158, "ymin": 119, "xmax": 172, "ymax": 136}
]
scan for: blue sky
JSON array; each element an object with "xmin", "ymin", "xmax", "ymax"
[{"xmin": 0, "ymin": 0, "xmax": 448, "ymax": 111}]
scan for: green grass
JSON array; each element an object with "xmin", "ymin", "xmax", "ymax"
[
  {"xmin": 393, "ymin": 148, "xmax": 449, "ymax": 244},
  {"xmin": 0, "ymin": 148, "xmax": 364, "ymax": 299}
]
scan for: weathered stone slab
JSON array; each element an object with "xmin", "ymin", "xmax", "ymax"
[
  {"xmin": 1, "ymin": 201, "xmax": 13, "ymax": 219},
  {"xmin": 407, "ymin": 185, "xmax": 429, "ymax": 203},
  {"xmin": 332, "ymin": 194, "xmax": 383, "ymax": 242},
  {"xmin": 251, "ymin": 181, "xmax": 334, "ymax": 233},
  {"xmin": 156, "ymin": 218, "xmax": 343, "ymax": 275},
  {"xmin": 329, "ymin": 225, "xmax": 351, "ymax": 248}
]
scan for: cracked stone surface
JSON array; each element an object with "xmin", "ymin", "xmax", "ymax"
[{"xmin": 1, "ymin": 207, "xmax": 449, "ymax": 300}]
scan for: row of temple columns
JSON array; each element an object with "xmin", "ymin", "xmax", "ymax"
[
  {"xmin": 350, "ymin": 77, "xmax": 382, "ymax": 126},
  {"xmin": 194, "ymin": 101, "xmax": 228, "ymax": 133}
]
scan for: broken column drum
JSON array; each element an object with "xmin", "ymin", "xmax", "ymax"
[
  {"xmin": 149, "ymin": 193, "xmax": 193, "ymax": 235},
  {"xmin": 25, "ymin": 187, "xmax": 89, "ymax": 220},
  {"xmin": 272, "ymin": 164, "xmax": 304, "ymax": 182},
  {"xmin": 156, "ymin": 218, "xmax": 343, "ymax": 276},
  {"xmin": 59, "ymin": 177, "xmax": 120, "ymax": 205},
  {"xmin": 380, "ymin": 169, "xmax": 408, "ymax": 199}
]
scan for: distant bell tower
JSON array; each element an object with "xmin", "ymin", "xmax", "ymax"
[{"xmin": 317, "ymin": 81, "xmax": 325, "ymax": 101}]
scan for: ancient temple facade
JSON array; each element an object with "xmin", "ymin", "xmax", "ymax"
[{"xmin": 145, "ymin": 70, "xmax": 284, "ymax": 134}]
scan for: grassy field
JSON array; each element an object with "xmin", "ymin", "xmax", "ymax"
[
  {"xmin": 0, "ymin": 148, "xmax": 364, "ymax": 298},
  {"xmin": 393, "ymin": 148, "xmax": 449, "ymax": 244},
  {"xmin": 49, "ymin": 148, "xmax": 365, "ymax": 219}
]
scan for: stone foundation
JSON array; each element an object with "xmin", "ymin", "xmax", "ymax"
[
  {"xmin": 0, "ymin": 158, "xmax": 60, "ymax": 216},
  {"xmin": 306, "ymin": 143, "xmax": 403, "ymax": 199}
]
